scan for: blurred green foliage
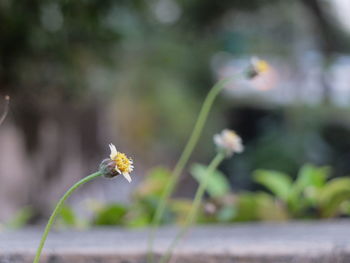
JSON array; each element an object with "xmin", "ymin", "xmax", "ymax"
[
  {"xmin": 14, "ymin": 163, "xmax": 348, "ymax": 230},
  {"xmin": 93, "ymin": 204, "xmax": 128, "ymax": 226},
  {"xmin": 190, "ymin": 164, "xmax": 231, "ymax": 198},
  {"xmin": 254, "ymin": 164, "xmax": 350, "ymax": 218},
  {"xmin": 5, "ymin": 207, "xmax": 33, "ymax": 229}
]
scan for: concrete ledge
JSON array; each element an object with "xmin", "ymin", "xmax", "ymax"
[{"xmin": 1, "ymin": 221, "xmax": 350, "ymax": 262}]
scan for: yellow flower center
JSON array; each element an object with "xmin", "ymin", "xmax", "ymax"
[
  {"xmin": 114, "ymin": 152, "xmax": 132, "ymax": 173},
  {"xmin": 255, "ymin": 60, "xmax": 269, "ymax": 73}
]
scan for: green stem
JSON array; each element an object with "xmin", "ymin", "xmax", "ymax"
[
  {"xmin": 147, "ymin": 76, "xmax": 236, "ymax": 263},
  {"xmin": 159, "ymin": 152, "xmax": 225, "ymax": 263},
  {"xmin": 33, "ymin": 171, "xmax": 102, "ymax": 263}
]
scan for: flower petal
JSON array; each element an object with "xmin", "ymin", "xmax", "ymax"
[
  {"xmin": 213, "ymin": 129, "xmax": 244, "ymax": 157},
  {"xmin": 115, "ymin": 167, "xmax": 121, "ymax": 174},
  {"xmin": 122, "ymin": 172, "xmax": 132, "ymax": 183},
  {"xmin": 109, "ymin": 143, "xmax": 118, "ymax": 159},
  {"xmin": 213, "ymin": 134, "xmax": 223, "ymax": 147}
]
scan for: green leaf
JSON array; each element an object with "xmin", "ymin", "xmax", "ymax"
[
  {"xmin": 288, "ymin": 164, "xmax": 331, "ymax": 212},
  {"xmin": 123, "ymin": 202, "xmax": 153, "ymax": 228},
  {"xmin": 235, "ymin": 192, "xmax": 288, "ymax": 222},
  {"xmin": 59, "ymin": 205, "xmax": 77, "ymax": 226},
  {"xmin": 190, "ymin": 163, "xmax": 231, "ymax": 198},
  {"xmin": 319, "ymin": 177, "xmax": 350, "ymax": 217},
  {"xmin": 253, "ymin": 170, "xmax": 292, "ymax": 202},
  {"xmin": 295, "ymin": 164, "xmax": 330, "ymax": 190},
  {"xmin": 170, "ymin": 199, "xmax": 193, "ymax": 224},
  {"xmin": 217, "ymin": 205, "xmax": 236, "ymax": 222},
  {"xmin": 136, "ymin": 196, "xmax": 173, "ymax": 225},
  {"xmin": 234, "ymin": 193, "xmax": 260, "ymax": 221},
  {"xmin": 135, "ymin": 166, "xmax": 171, "ymax": 199},
  {"xmin": 255, "ymin": 192, "xmax": 289, "ymax": 221},
  {"xmin": 319, "ymin": 178, "xmax": 350, "ymax": 203},
  {"xmin": 93, "ymin": 204, "xmax": 127, "ymax": 226},
  {"xmin": 125, "ymin": 215, "xmax": 150, "ymax": 228},
  {"xmin": 6, "ymin": 207, "xmax": 32, "ymax": 229}
]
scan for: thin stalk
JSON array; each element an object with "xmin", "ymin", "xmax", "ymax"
[
  {"xmin": 33, "ymin": 172, "xmax": 102, "ymax": 263},
  {"xmin": 0, "ymin": 95, "xmax": 10, "ymax": 126},
  {"xmin": 159, "ymin": 152, "xmax": 225, "ymax": 263},
  {"xmin": 147, "ymin": 76, "xmax": 235, "ymax": 263}
]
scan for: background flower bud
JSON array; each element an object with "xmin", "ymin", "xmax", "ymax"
[
  {"xmin": 246, "ymin": 57, "xmax": 269, "ymax": 79},
  {"xmin": 214, "ymin": 129, "xmax": 244, "ymax": 157}
]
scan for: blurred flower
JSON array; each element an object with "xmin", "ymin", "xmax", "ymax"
[
  {"xmin": 99, "ymin": 144, "xmax": 134, "ymax": 182},
  {"xmin": 247, "ymin": 57, "xmax": 270, "ymax": 79},
  {"xmin": 204, "ymin": 202, "xmax": 217, "ymax": 216},
  {"xmin": 214, "ymin": 129, "xmax": 244, "ymax": 157}
]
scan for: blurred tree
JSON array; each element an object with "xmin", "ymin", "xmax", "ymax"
[
  {"xmin": 0, "ymin": 0, "xmax": 147, "ymax": 221},
  {"xmin": 300, "ymin": 0, "xmax": 350, "ymax": 103}
]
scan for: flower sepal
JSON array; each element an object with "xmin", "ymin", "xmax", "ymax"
[{"xmin": 99, "ymin": 158, "xmax": 120, "ymax": 178}]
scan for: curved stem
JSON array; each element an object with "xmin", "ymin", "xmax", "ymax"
[
  {"xmin": 159, "ymin": 152, "xmax": 225, "ymax": 263},
  {"xmin": 33, "ymin": 172, "xmax": 102, "ymax": 263},
  {"xmin": 147, "ymin": 76, "xmax": 235, "ymax": 263}
]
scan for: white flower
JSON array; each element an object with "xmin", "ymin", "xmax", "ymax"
[
  {"xmin": 213, "ymin": 129, "xmax": 244, "ymax": 157},
  {"xmin": 108, "ymin": 143, "xmax": 134, "ymax": 183}
]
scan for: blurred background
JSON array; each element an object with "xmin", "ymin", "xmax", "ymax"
[{"xmin": 2, "ymin": 0, "xmax": 350, "ymax": 227}]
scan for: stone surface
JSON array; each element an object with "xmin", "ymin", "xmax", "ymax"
[{"xmin": 1, "ymin": 221, "xmax": 350, "ymax": 262}]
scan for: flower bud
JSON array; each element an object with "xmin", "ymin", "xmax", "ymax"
[{"xmin": 99, "ymin": 158, "xmax": 120, "ymax": 178}]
